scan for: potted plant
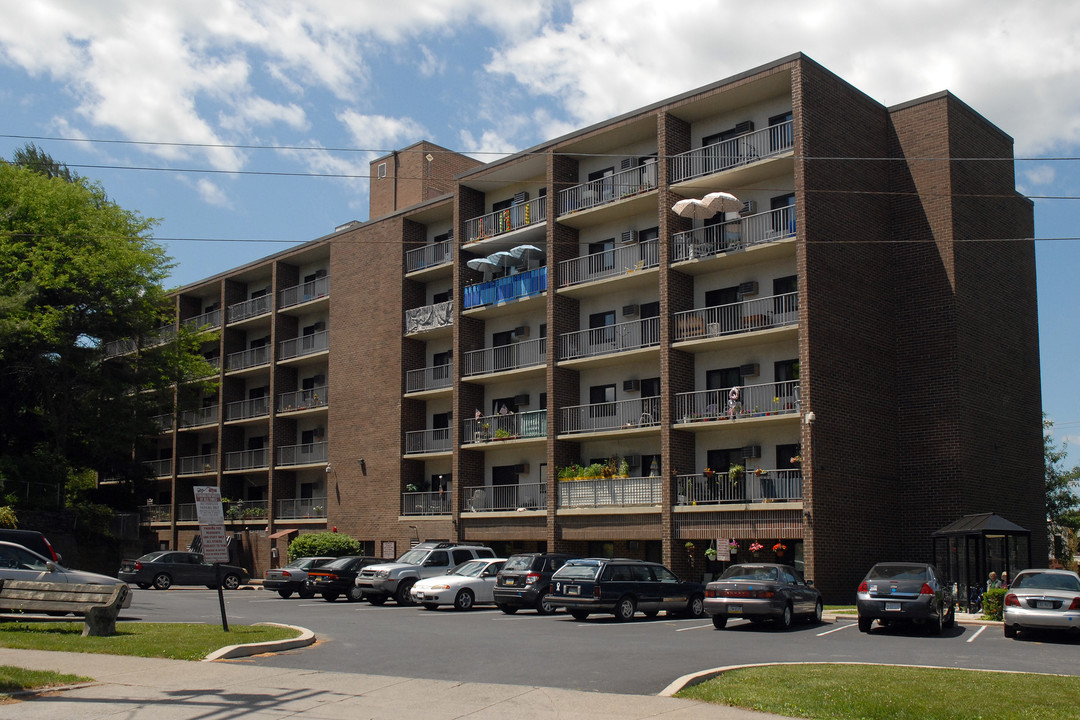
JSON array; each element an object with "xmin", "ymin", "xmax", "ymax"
[
  {"xmin": 704, "ymin": 547, "xmax": 718, "ymax": 561},
  {"xmin": 728, "ymin": 540, "xmax": 740, "ymax": 555},
  {"xmin": 749, "ymin": 541, "xmax": 764, "ymax": 557},
  {"xmin": 772, "ymin": 542, "xmax": 787, "ymax": 558},
  {"xmin": 405, "ymin": 483, "xmax": 419, "ymax": 493},
  {"xmin": 617, "ymin": 458, "xmax": 630, "ymax": 477},
  {"xmin": 702, "ymin": 467, "xmax": 716, "ymax": 480}
]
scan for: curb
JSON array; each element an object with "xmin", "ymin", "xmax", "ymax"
[{"xmin": 202, "ymin": 623, "xmax": 315, "ymax": 661}]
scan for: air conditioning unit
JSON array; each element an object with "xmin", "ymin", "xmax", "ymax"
[
  {"xmin": 620, "ymin": 229, "xmax": 638, "ymax": 244},
  {"xmin": 739, "ymin": 363, "xmax": 759, "ymax": 378},
  {"xmin": 739, "ymin": 200, "xmax": 757, "ymax": 216},
  {"xmin": 513, "ymin": 191, "xmax": 529, "ymax": 204},
  {"xmin": 737, "ymin": 281, "xmax": 759, "ymax": 297},
  {"xmin": 513, "ymin": 325, "xmax": 530, "ymax": 338},
  {"xmin": 513, "ymin": 394, "xmax": 530, "ymax": 406},
  {"xmin": 741, "ymin": 445, "xmax": 761, "ymax": 459},
  {"xmin": 623, "ymin": 379, "xmax": 640, "ymax": 392},
  {"xmin": 446, "ymin": 228, "xmax": 454, "ymax": 240},
  {"xmin": 622, "ymin": 304, "xmax": 639, "ymax": 318},
  {"xmin": 513, "ymin": 463, "xmax": 530, "ymax": 474},
  {"xmin": 620, "ymin": 157, "xmax": 637, "ymax": 170},
  {"xmin": 733, "ymin": 120, "xmax": 755, "ymax": 135}
]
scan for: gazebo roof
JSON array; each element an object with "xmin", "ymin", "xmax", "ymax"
[{"xmin": 932, "ymin": 512, "xmax": 1030, "ymax": 537}]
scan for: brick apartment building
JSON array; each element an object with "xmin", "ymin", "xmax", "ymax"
[{"xmin": 118, "ymin": 53, "xmax": 1044, "ymax": 600}]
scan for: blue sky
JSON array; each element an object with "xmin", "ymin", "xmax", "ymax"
[{"xmin": 2, "ymin": 0, "xmax": 1078, "ymax": 465}]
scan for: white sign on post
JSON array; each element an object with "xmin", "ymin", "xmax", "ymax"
[{"xmin": 193, "ymin": 486, "xmax": 230, "ymax": 564}]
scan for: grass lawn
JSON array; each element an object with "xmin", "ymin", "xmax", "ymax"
[
  {"xmin": 677, "ymin": 664, "xmax": 1080, "ymax": 720},
  {"xmin": 0, "ymin": 666, "xmax": 92, "ymax": 699}
]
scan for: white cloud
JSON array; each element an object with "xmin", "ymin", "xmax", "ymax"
[
  {"xmin": 176, "ymin": 175, "xmax": 232, "ymax": 209},
  {"xmin": 1023, "ymin": 165, "xmax": 1057, "ymax": 187},
  {"xmin": 337, "ymin": 111, "xmax": 426, "ymax": 153}
]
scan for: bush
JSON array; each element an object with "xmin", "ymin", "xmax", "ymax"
[
  {"xmin": 982, "ymin": 588, "xmax": 1006, "ymax": 620},
  {"xmin": 0, "ymin": 506, "xmax": 17, "ymax": 529},
  {"xmin": 287, "ymin": 532, "xmax": 361, "ymax": 561}
]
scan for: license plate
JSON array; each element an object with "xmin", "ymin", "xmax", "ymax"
[
  {"xmin": 885, "ymin": 602, "xmax": 902, "ymax": 612},
  {"xmin": 505, "ymin": 578, "xmax": 516, "ymax": 586},
  {"xmin": 729, "ymin": 605, "xmax": 742, "ymax": 614},
  {"xmin": 1037, "ymin": 600, "xmax": 1054, "ymax": 609},
  {"xmin": 567, "ymin": 585, "xmax": 580, "ymax": 596}
]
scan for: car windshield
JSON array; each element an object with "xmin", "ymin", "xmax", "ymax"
[
  {"xmin": 450, "ymin": 560, "xmax": 491, "ymax": 577},
  {"xmin": 554, "ymin": 562, "xmax": 601, "ymax": 580},
  {"xmin": 503, "ymin": 555, "xmax": 535, "ymax": 571},
  {"xmin": 322, "ymin": 557, "xmax": 356, "ymax": 570},
  {"xmin": 865, "ymin": 564, "xmax": 929, "ymax": 581},
  {"xmin": 396, "ymin": 549, "xmax": 429, "ymax": 565},
  {"xmin": 1012, "ymin": 572, "xmax": 1080, "ymax": 591},
  {"xmin": 720, "ymin": 565, "xmax": 778, "ymax": 582}
]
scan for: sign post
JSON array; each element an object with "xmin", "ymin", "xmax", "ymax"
[{"xmin": 194, "ymin": 486, "xmax": 230, "ymax": 632}]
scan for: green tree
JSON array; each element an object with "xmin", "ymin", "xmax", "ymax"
[
  {"xmin": 10, "ymin": 142, "xmax": 80, "ymax": 183},
  {"xmin": 1044, "ymin": 415, "xmax": 1080, "ymax": 566}
]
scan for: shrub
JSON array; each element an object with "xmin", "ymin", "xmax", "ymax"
[
  {"xmin": 287, "ymin": 532, "xmax": 362, "ymax": 561},
  {"xmin": 582, "ymin": 463, "xmax": 605, "ymax": 478},
  {"xmin": 982, "ymin": 588, "xmax": 1006, "ymax": 620},
  {"xmin": 0, "ymin": 506, "xmax": 17, "ymax": 529}
]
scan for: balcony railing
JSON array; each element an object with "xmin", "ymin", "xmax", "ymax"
[
  {"xmin": 277, "ymin": 441, "xmax": 328, "ymax": 466},
  {"xmin": 675, "ymin": 469, "xmax": 802, "ymax": 505},
  {"xmin": 402, "ymin": 491, "xmax": 453, "ymax": 515},
  {"xmin": 147, "ymin": 325, "xmax": 177, "ymax": 347},
  {"xmin": 278, "ymin": 386, "xmax": 328, "ymax": 413},
  {"xmin": 151, "ymin": 413, "xmax": 174, "ymax": 432},
  {"xmin": 177, "ymin": 454, "xmax": 217, "ymax": 476},
  {"xmin": 673, "ymin": 292, "xmax": 798, "ymax": 341},
  {"xmin": 559, "ymin": 238, "xmax": 659, "ymax": 288},
  {"xmin": 463, "ymin": 267, "xmax": 547, "ymax": 310},
  {"xmin": 405, "ymin": 300, "xmax": 453, "ymax": 334},
  {"xmin": 222, "ymin": 499, "xmax": 269, "ymax": 521},
  {"xmin": 672, "ymin": 206, "xmax": 796, "ymax": 262},
  {"xmin": 675, "ymin": 379, "xmax": 800, "ymax": 422},
  {"xmin": 406, "ymin": 242, "xmax": 453, "ymax": 273},
  {"xmin": 227, "ymin": 294, "xmax": 271, "ymax": 323},
  {"xmin": 669, "ymin": 119, "xmax": 794, "ymax": 184},
  {"xmin": 179, "ymin": 405, "xmax": 219, "ymax": 428},
  {"xmin": 464, "ymin": 409, "xmax": 547, "ymax": 444},
  {"xmin": 557, "ymin": 162, "xmax": 657, "ymax": 216},
  {"xmin": 275, "ymin": 496, "xmax": 327, "ymax": 519},
  {"xmin": 177, "ymin": 503, "xmax": 198, "ymax": 522},
  {"xmin": 280, "ymin": 330, "xmax": 329, "ymax": 360},
  {"xmin": 226, "ymin": 345, "xmax": 271, "ymax": 372},
  {"xmin": 104, "ymin": 338, "xmax": 139, "ymax": 357},
  {"xmin": 225, "ymin": 396, "xmax": 271, "ymax": 421},
  {"xmin": 464, "ymin": 482, "xmax": 546, "ymax": 512},
  {"xmin": 465, "ymin": 196, "xmax": 547, "ymax": 243},
  {"xmin": 224, "ymin": 448, "xmax": 269, "ymax": 471},
  {"xmin": 558, "ymin": 476, "xmax": 661, "ymax": 508},
  {"xmin": 463, "ymin": 337, "xmax": 545, "ymax": 376},
  {"xmin": 406, "ymin": 363, "xmax": 453, "ymax": 393},
  {"xmin": 560, "ymin": 397, "xmax": 660, "ymax": 435},
  {"xmin": 404, "ymin": 428, "xmax": 452, "ymax": 455},
  {"xmin": 279, "ymin": 275, "xmax": 329, "ymax": 309},
  {"xmin": 181, "ymin": 309, "xmax": 221, "ymax": 332},
  {"xmin": 559, "ymin": 317, "xmax": 660, "ymax": 361},
  {"xmin": 143, "ymin": 458, "xmax": 173, "ymax": 477},
  {"xmin": 138, "ymin": 504, "xmax": 172, "ymax": 524}
]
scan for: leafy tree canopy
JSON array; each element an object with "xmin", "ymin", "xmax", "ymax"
[{"xmin": 1044, "ymin": 415, "xmax": 1080, "ymax": 565}]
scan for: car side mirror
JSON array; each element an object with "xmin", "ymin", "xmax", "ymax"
[
  {"xmin": 46, "ymin": 561, "xmax": 58, "ymax": 573},
  {"xmin": 806, "ymin": 579, "xmax": 814, "ymax": 587}
]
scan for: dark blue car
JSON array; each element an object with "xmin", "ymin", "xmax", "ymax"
[{"xmin": 547, "ymin": 558, "xmax": 705, "ymax": 622}]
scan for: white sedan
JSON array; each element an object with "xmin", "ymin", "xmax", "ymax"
[{"xmin": 411, "ymin": 558, "xmax": 506, "ymax": 610}]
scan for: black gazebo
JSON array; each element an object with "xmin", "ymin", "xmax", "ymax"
[{"xmin": 932, "ymin": 513, "xmax": 1033, "ymax": 611}]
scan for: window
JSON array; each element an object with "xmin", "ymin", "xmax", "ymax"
[
  {"xmin": 587, "ymin": 167, "xmax": 614, "ymax": 203},
  {"xmin": 432, "ymin": 289, "xmax": 451, "ymax": 304},
  {"xmin": 589, "ymin": 310, "xmax": 616, "ymax": 349},
  {"xmin": 775, "ymin": 359, "xmax": 799, "ymax": 401},
  {"xmin": 425, "ymin": 550, "xmax": 449, "ymax": 566},
  {"xmin": 773, "ymin": 275, "xmax": 798, "ymax": 315},
  {"xmin": 377, "ymin": 162, "xmax": 387, "ymax": 178},
  {"xmin": 491, "ymin": 197, "xmax": 513, "ymax": 213},
  {"xmin": 587, "ymin": 239, "xmax": 615, "ymax": 275},
  {"xmin": 769, "ymin": 111, "xmax": 794, "ymax": 152},
  {"xmin": 589, "ymin": 384, "xmax": 616, "ymax": 419},
  {"xmin": 771, "ymin": 193, "xmax": 795, "ymax": 233},
  {"xmin": 777, "ymin": 444, "xmax": 800, "ymax": 470}
]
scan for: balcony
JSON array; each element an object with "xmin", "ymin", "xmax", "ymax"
[
  {"xmin": 278, "ymin": 386, "xmax": 328, "ymax": 413},
  {"xmin": 673, "ymin": 292, "xmax": 798, "ymax": 343},
  {"xmin": 227, "ymin": 294, "xmax": 271, "ymax": 323},
  {"xmin": 406, "ymin": 242, "xmax": 453, "ymax": 274},
  {"xmin": 275, "ymin": 496, "xmax": 327, "ymax": 519},
  {"xmin": 675, "ymin": 379, "xmax": 799, "ymax": 425},
  {"xmin": 675, "ymin": 469, "xmax": 802, "ymax": 505},
  {"xmin": 464, "ymin": 482, "xmax": 546, "ymax": 512},
  {"xmin": 464, "ymin": 410, "xmax": 547, "ymax": 445},
  {"xmin": 558, "ymin": 239, "xmax": 659, "ymax": 289},
  {"xmin": 559, "ymin": 317, "xmax": 659, "ymax": 362},
  {"xmin": 465, "ymin": 196, "xmax": 547, "ymax": 244},
  {"xmin": 669, "ymin": 119, "xmax": 794, "ymax": 185},
  {"xmin": 151, "ymin": 413, "xmax": 174, "ymax": 432},
  {"xmin": 138, "ymin": 503, "xmax": 172, "ymax": 524},
  {"xmin": 181, "ymin": 308, "xmax": 221, "ymax": 332},
  {"xmin": 462, "ymin": 267, "xmax": 547, "ymax": 310},
  {"xmin": 403, "ymin": 490, "xmax": 452, "ymax": 515},
  {"xmin": 279, "ymin": 275, "xmax": 329, "ymax": 310},
  {"xmin": 178, "ymin": 404, "xmax": 219, "ymax": 429},
  {"xmin": 143, "ymin": 458, "xmax": 173, "ymax": 478},
  {"xmin": 224, "ymin": 448, "xmax": 269, "ymax": 472},
  {"xmin": 177, "ymin": 454, "xmax": 217, "ymax": 476},
  {"xmin": 405, "ymin": 428, "xmax": 452, "ymax": 455},
  {"xmin": 672, "ymin": 206, "xmax": 796, "ymax": 264},
  {"xmin": 557, "ymin": 162, "xmax": 658, "ymax": 219},
  {"xmin": 406, "ymin": 363, "xmax": 453, "ymax": 394},
  {"xmin": 405, "ymin": 300, "xmax": 453, "ymax": 336},
  {"xmin": 280, "ymin": 330, "xmax": 329, "ymax": 361},
  {"xmin": 222, "ymin": 499, "xmax": 269, "ymax": 521},
  {"xmin": 226, "ymin": 345, "xmax": 271, "ymax": 372},
  {"xmin": 277, "ymin": 441, "xmax": 328, "ymax": 467},
  {"xmin": 463, "ymin": 338, "xmax": 545, "ymax": 377},
  {"xmin": 225, "ymin": 396, "xmax": 271, "ymax": 422},
  {"xmin": 558, "ymin": 476, "xmax": 661, "ymax": 509},
  {"xmin": 560, "ymin": 397, "xmax": 660, "ymax": 436},
  {"xmin": 147, "ymin": 325, "xmax": 177, "ymax": 347},
  {"xmin": 104, "ymin": 338, "xmax": 139, "ymax": 358}
]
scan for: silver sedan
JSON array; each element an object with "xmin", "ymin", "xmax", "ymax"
[{"xmin": 1003, "ymin": 568, "xmax": 1080, "ymax": 638}]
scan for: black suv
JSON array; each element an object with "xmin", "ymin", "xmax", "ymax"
[
  {"xmin": 494, "ymin": 552, "xmax": 578, "ymax": 615},
  {"xmin": 0, "ymin": 529, "xmax": 61, "ymax": 564},
  {"xmin": 548, "ymin": 558, "xmax": 706, "ymax": 622},
  {"xmin": 307, "ymin": 556, "xmax": 391, "ymax": 602}
]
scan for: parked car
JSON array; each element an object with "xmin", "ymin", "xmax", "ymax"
[
  {"xmin": 1002, "ymin": 568, "xmax": 1080, "ymax": 638},
  {"xmin": 118, "ymin": 551, "xmax": 249, "ymax": 590},
  {"xmin": 411, "ymin": 558, "xmax": 507, "ymax": 610},
  {"xmin": 704, "ymin": 563, "xmax": 822, "ymax": 630},
  {"xmin": 0, "ymin": 541, "xmax": 132, "ymax": 609},
  {"xmin": 856, "ymin": 561, "xmax": 955, "ymax": 634},
  {"xmin": 356, "ymin": 541, "xmax": 496, "ymax": 605},
  {"xmin": 0, "ymin": 529, "xmax": 62, "ymax": 564},
  {"xmin": 547, "ymin": 558, "xmax": 706, "ymax": 622},
  {"xmin": 494, "ymin": 552, "xmax": 578, "ymax": 615},
  {"xmin": 263, "ymin": 556, "xmax": 335, "ymax": 598},
  {"xmin": 307, "ymin": 556, "xmax": 392, "ymax": 602}
]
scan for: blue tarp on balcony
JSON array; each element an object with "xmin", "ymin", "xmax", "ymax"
[{"xmin": 463, "ymin": 266, "xmax": 547, "ymax": 309}]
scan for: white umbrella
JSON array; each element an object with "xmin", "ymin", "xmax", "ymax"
[
  {"xmin": 671, "ymin": 198, "xmax": 717, "ymax": 220},
  {"xmin": 466, "ymin": 257, "xmax": 499, "ymax": 272},
  {"xmin": 486, "ymin": 251, "xmax": 518, "ymax": 269},
  {"xmin": 700, "ymin": 191, "xmax": 742, "ymax": 215},
  {"xmin": 508, "ymin": 244, "xmax": 545, "ymax": 270}
]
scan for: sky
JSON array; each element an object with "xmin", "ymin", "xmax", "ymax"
[{"xmin": 1, "ymin": 0, "xmax": 1078, "ymax": 465}]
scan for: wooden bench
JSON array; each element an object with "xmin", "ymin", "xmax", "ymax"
[{"xmin": 0, "ymin": 579, "xmax": 129, "ymax": 636}]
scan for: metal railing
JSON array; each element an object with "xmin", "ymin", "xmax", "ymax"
[
  {"xmin": 279, "ymin": 329, "xmax": 329, "ymax": 360},
  {"xmin": 227, "ymin": 294, "xmax": 272, "ymax": 323},
  {"xmin": 406, "ymin": 242, "xmax": 453, "ymax": 273},
  {"xmin": 143, "ymin": 458, "xmax": 173, "ymax": 477},
  {"xmin": 465, "ymin": 196, "xmax": 547, "ymax": 243},
  {"xmin": 178, "ymin": 404, "xmax": 219, "ymax": 428},
  {"xmin": 138, "ymin": 504, "xmax": 172, "ymax": 524},
  {"xmin": 464, "ymin": 482, "xmax": 547, "ymax": 512},
  {"xmin": 558, "ymin": 476, "xmax": 661, "ymax": 508},
  {"xmin": 104, "ymin": 338, "xmax": 139, "ymax": 357},
  {"xmin": 275, "ymin": 497, "xmax": 327, "ymax": 519},
  {"xmin": 222, "ymin": 499, "xmax": 269, "ymax": 521},
  {"xmin": 276, "ymin": 441, "xmax": 328, "ymax": 466},
  {"xmin": 278, "ymin": 386, "xmax": 328, "ymax": 412},
  {"xmin": 669, "ymin": 119, "xmax": 794, "ymax": 183},
  {"xmin": 226, "ymin": 345, "xmax": 271, "ymax": 371},
  {"xmin": 672, "ymin": 206, "xmax": 796, "ymax": 262},
  {"xmin": 559, "ymin": 317, "xmax": 660, "ymax": 361},
  {"xmin": 559, "ymin": 238, "xmax": 659, "ymax": 287},
  {"xmin": 224, "ymin": 448, "xmax": 269, "ymax": 471},
  {"xmin": 279, "ymin": 275, "xmax": 329, "ymax": 309},
  {"xmin": 147, "ymin": 325, "xmax": 177, "ymax": 347},
  {"xmin": 557, "ymin": 162, "xmax": 658, "ymax": 216},
  {"xmin": 463, "ymin": 337, "xmax": 545, "ymax": 376},
  {"xmin": 181, "ymin": 309, "xmax": 221, "ymax": 332},
  {"xmin": 463, "ymin": 267, "xmax": 547, "ymax": 309},
  {"xmin": 464, "ymin": 409, "xmax": 547, "ymax": 444},
  {"xmin": 673, "ymin": 292, "xmax": 798, "ymax": 341},
  {"xmin": 151, "ymin": 413, "xmax": 174, "ymax": 432},
  {"xmin": 406, "ymin": 363, "xmax": 453, "ymax": 393},
  {"xmin": 402, "ymin": 491, "xmax": 453, "ymax": 515},
  {"xmin": 675, "ymin": 380, "xmax": 799, "ymax": 422},
  {"xmin": 560, "ymin": 397, "xmax": 661, "ymax": 435},
  {"xmin": 405, "ymin": 300, "xmax": 453, "ymax": 334},
  {"xmin": 177, "ymin": 454, "xmax": 217, "ymax": 475},
  {"xmin": 404, "ymin": 428, "xmax": 452, "ymax": 455},
  {"xmin": 225, "ymin": 396, "xmax": 271, "ymax": 421},
  {"xmin": 177, "ymin": 503, "xmax": 198, "ymax": 522},
  {"xmin": 675, "ymin": 469, "xmax": 802, "ymax": 504}
]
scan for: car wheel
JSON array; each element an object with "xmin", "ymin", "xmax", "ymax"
[
  {"xmin": 570, "ymin": 610, "xmax": 590, "ymax": 621},
  {"xmin": 810, "ymin": 599, "xmax": 823, "ymax": 624},
  {"xmin": 136, "ymin": 583, "xmax": 151, "ymax": 590},
  {"xmin": 367, "ymin": 594, "xmax": 387, "ymax": 606},
  {"xmin": 152, "ymin": 573, "xmax": 172, "ymax": 590},
  {"xmin": 686, "ymin": 594, "xmax": 705, "ymax": 619},
  {"xmin": 777, "ymin": 603, "xmax": 793, "ymax": 630},
  {"xmin": 222, "ymin": 574, "xmax": 241, "ymax": 591},
  {"xmin": 499, "ymin": 604, "xmax": 518, "ymax": 615},
  {"xmin": 277, "ymin": 589, "xmax": 293, "ymax": 599},
  {"xmin": 346, "ymin": 585, "xmax": 364, "ymax": 602},
  {"xmin": 322, "ymin": 592, "xmax": 339, "ymax": 602},
  {"xmin": 395, "ymin": 579, "xmax": 416, "ymax": 606},
  {"xmin": 1004, "ymin": 623, "xmax": 1017, "ymax": 638},
  {"xmin": 423, "ymin": 602, "xmax": 439, "ymax": 610},
  {"xmin": 858, "ymin": 615, "xmax": 873, "ymax": 633},
  {"xmin": 298, "ymin": 586, "xmax": 316, "ymax": 599},
  {"xmin": 614, "ymin": 596, "xmax": 636, "ymax": 622},
  {"xmin": 535, "ymin": 593, "xmax": 556, "ymax": 615},
  {"xmin": 943, "ymin": 604, "xmax": 956, "ymax": 629},
  {"xmin": 712, "ymin": 614, "xmax": 728, "ymax": 630},
  {"xmin": 454, "ymin": 589, "xmax": 475, "ymax": 611}
]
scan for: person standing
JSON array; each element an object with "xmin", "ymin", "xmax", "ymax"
[{"xmin": 987, "ymin": 571, "xmax": 1002, "ymax": 590}]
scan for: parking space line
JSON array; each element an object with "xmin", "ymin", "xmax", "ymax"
[
  {"xmin": 817, "ymin": 621, "xmax": 854, "ymax": 636},
  {"xmin": 966, "ymin": 625, "xmax": 986, "ymax": 643},
  {"xmin": 675, "ymin": 623, "xmax": 714, "ymax": 631}
]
